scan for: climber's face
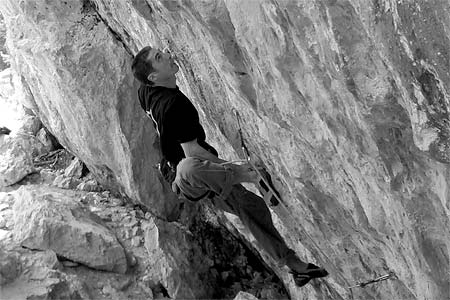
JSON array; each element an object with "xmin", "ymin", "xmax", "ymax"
[{"xmin": 147, "ymin": 48, "xmax": 179, "ymax": 83}]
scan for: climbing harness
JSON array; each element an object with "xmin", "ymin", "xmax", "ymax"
[{"xmin": 348, "ymin": 271, "xmax": 396, "ymax": 289}]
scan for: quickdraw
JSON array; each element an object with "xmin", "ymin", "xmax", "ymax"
[{"xmin": 348, "ymin": 271, "xmax": 397, "ymax": 289}]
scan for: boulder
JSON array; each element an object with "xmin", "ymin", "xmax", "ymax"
[
  {"xmin": 0, "ymin": 246, "xmax": 88, "ymax": 300},
  {"xmin": 0, "ymin": 192, "xmax": 14, "ymax": 230},
  {"xmin": 52, "ymin": 173, "xmax": 80, "ymax": 189},
  {"xmin": 13, "ymin": 185, "xmax": 127, "ymax": 273},
  {"xmin": 0, "ymin": 248, "xmax": 21, "ymax": 285},
  {"xmin": 64, "ymin": 156, "xmax": 84, "ymax": 178},
  {"xmin": 0, "ymin": 135, "xmax": 35, "ymax": 187},
  {"xmin": 39, "ymin": 168, "xmax": 57, "ymax": 182},
  {"xmin": 36, "ymin": 127, "xmax": 55, "ymax": 152},
  {"xmin": 17, "ymin": 114, "xmax": 41, "ymax": 136},
  {"xmin": 76, "ymin": 179, "xmax": 103, "ymax": 192},
  {"xmin": 142, "ymin": 218, "xmax": 207, "ymax": 299}
]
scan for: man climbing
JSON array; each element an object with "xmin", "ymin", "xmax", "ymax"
[{"xmin": 131, "ymin": 46, "xmax": 328, "ymax": 287}]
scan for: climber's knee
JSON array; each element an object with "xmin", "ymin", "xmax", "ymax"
[
  {"xmin": 176, "ymin": 157, "xmax": 202, "ymax": 182},
  {"xmin": 175, "ymin": 157, "xmax": 234, "ymax": 199}
]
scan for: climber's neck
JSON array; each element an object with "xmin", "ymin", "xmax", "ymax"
[{"xmin": 152, "ymin": 75, "xmax": 177, "ymax": 89}]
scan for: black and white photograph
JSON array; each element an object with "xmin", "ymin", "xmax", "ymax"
[{"xmin": 0, "ymin": 1, "xmax": 448, "ymax": 299}]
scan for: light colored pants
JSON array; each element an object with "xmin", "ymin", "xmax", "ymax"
[{"xmin": 173, "ymin": 157, "xmax": 296, "ymax": 264}]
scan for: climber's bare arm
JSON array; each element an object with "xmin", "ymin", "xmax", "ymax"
[{"xmin": 180, "ymin": 139, "xmax": 226, "ymax": 164}]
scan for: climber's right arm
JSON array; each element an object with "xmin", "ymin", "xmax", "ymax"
[{"xmin": 181, "ymin": 139, "xmax": 226, "ymax": 164}]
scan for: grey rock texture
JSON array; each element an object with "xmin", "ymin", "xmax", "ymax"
[
  {"xmin": 16, "ymin": 115, "xmax": 41, "ymax": 136},
  {"xmin": 0, "ymin": 0, "xmax": 180, "ymax": 219},
  {"xmin": 0, "ymin": 246, "xmax": 89, "ymax": 300},
  {"xmin": 36, "ymin": 127, "xmax": 56, "ymax": 153},
  {"xmin": 13, "ymin": 185, "xmax": 127, "ymax": 274},
  {"xmin": 0, "ymin": 135, "xmax": 36, "ymax": 187},
  {"xmin": 1, "ymin": 167, "xmax": 286, "ymax": 299},
  {"xmin": 143, "ymin": 217, "xmax": 213, "ymax": 299},
  {"xmin": 234, "ymin": 291, "xmax": 258, "ymax": 300},
  {"xmin": 141, "ymin": 211, "xmax": 287, "ymax": 299},
  {"xmin": 0, "ymin": 1, "xmax": 449, "ymax": 299},
  {"xmin": 0, "ymin": 248, "xmax": 21, "ymax": 285},
  {"xmin": 52, "ymin": 173, "xmax": 81, "ymax": 189},
  {"xmin": 64, "ymin": 157, "xmax": 84, "ymax": 178}
]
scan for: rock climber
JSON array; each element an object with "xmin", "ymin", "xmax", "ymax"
[{"xmin": 131, "ymin": 46, "xmax": 328, "ymax": 287}]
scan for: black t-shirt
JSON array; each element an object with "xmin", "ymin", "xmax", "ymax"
[{"xmin": 138, "ymin": 84, "xmax": 217, "ymax": 165}]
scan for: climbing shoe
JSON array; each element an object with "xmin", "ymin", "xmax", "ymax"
[{"xmin": 289, "ymin": 263, "xmax": 329, "ymax": 287}]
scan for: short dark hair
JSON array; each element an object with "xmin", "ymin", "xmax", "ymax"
[{"xmin": 131, "ymin": 46, "xmax": 154, "ymax": 85}]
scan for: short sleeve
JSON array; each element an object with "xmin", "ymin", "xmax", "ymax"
[
  {"xmin": 164, "ymin": 97, "xmax": 202, "ymax": 143},
  {"xmin": 137, "ymin": 85, "xmax": 149, "ymax": 111}
]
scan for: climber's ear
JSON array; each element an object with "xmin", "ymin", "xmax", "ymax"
[{"xmin": 147, "ymin": 72, "xmax": 157, "ymax": 83}]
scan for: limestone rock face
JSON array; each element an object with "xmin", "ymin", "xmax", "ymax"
[
  {"xmin": 1, "ymin": 1, "xmax": 449, "ymax": 299},
  {"xmin": 13, "ymin": 185, "xmax": 127, "ymax": 274},
  {"xmin": 0, "ymin": 0, "xmax": 180, "ymax": 219}
]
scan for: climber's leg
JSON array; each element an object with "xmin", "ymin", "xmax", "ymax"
[
  {"xmin": 223, "ymin": 184, "xmax": 308, "ymax": 272},
  {"xmin": 224, "ymin": 185, "xmax": 329, "ymax": 287},
  {"xmin": 174, "ymin": 157, "xmax": 235, "ymax": 200},
  {"xmin": 174, "ymin": 157, "xmax": 328, "ymax": 286},
  {"xmin": 175, "ymin": 158, "xmax": 294, "ymax": 261},
  {"xmin": 173, "ymin": 157, "xmax": 259, "ymax": 200}
]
